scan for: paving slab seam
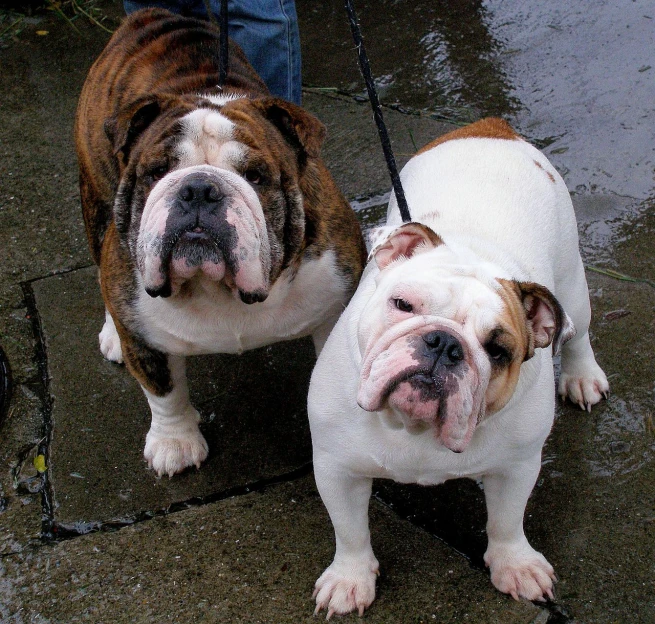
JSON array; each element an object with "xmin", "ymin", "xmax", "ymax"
[
  {"xmin": 22, "ymin": 262, "xmax": 96, "ymax": 284},
  {"xmin": 20, "ymin": 279, "xmax": 56, "ymax": 542},
  {"xmin": 51, "ymin": 460, "xmax": 314, "ymax": 543}
]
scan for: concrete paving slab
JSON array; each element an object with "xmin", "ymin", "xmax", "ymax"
[
  {"xmin": 32, "ymin": 267, "xmax": 315, "ymax": 528},
  {"xmin": 1, "ymin": 476, "xmax": 543, "ymax": 623}
]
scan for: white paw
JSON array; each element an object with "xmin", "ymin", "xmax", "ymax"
[
  {"xmin": 485, "ymin": 544, "xmax": 556, "ymax": 602},
  {"xmin": 144, "ymin": 421, "xmax": 208, "ymax": 477},
  {"xmin": 313, "ymin": 557, "xmax": 379, "ymax": 619},
  {"xmin": 99, "ymin": 312, "xmax": 123, "ymax": 363},
  {"xmin": 558, "ymin": 362, "xmax": 609, "ymax": 412}
]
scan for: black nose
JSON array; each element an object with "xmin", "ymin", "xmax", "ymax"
[
  {"xmin": 177, "ymin": 178, "xmax": 223, "ymax": 209},
  {"xmin": 422, "ymin": 331, "xmax": 464, "ymax": 367}
]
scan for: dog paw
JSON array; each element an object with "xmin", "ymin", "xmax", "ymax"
[
  {"xmin": 313, "ymin": 558, "xmax": 379, "ymax": 618},
  {"xmin": 99, "ymin": 313, "xmax": 123, "ymax": 363},
  {"xmin": 558, "ymin": 362, "xmax": 609, "ymax": 412},
  {"xmin": 144, "ymin": 424, "xmax": 208, "ymax": 477},
  {"xmin": 485, "ymin": 544, "xmax": 556, "ymax": 602}
]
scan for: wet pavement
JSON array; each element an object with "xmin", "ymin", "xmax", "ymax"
[{"xmin": 0, "ymin": 0, "xmax": 654, "ymax": 622}]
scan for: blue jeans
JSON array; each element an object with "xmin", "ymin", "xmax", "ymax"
[{"xmin": 124, "ymin": 0, "xmax": 302, "ymax": 104}]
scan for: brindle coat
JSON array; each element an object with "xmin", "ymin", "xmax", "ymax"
[{"xmin": 75, "ymin": 8, "xmax": 366, "ymax": 398}]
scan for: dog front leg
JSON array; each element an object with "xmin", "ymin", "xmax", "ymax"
[
  {"xmin": 482, "ymin": 461, "xmax": 556, "ymax": 601},
  {"xmin": 122, "ymin": 342, "xmax": 208, "ymax": 477},
  {"xmin": 313, "ymin": 463, "xmax": 379, "ymax": 618},
  {"xmin": 98, "ymin": 308, "xmax": 124, "ymax": 363}
]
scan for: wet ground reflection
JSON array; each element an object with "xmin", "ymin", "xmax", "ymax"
[{"xmin": 299, "ymin": 0, "xmax": 655, "ymax": 200}]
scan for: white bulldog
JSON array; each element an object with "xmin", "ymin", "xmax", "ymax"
[{"xmin": 308, "ymin": 118, "xmax": 609, "ymax": 617}]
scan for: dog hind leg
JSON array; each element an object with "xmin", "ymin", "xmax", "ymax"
[{"xmin": 554, "ymin": 259, "xmax": 609, "ymax": 410}]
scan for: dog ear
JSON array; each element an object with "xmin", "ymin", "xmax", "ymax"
[
  {"xmin": 369, "ymin": 222, "xmax": 443, "ymax": 270},
  {"xmin": 514, "ymin": 281, "xmax": 576, "ymax": 355},
  {"xmin": 252, "ymin": 97, "xmax": 326, "ymax": 161},
  {"xmin": 104, "ymin": 96, "xmax": 163, "ymax": 164}
]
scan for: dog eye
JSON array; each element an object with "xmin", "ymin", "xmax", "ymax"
[
  {"xmin": 392, "ymin": 298, "xmax": 413, "ymax": 313},
  {"xmin": 485, "ymin": 342, "xmax": 510, "ymax": 364},
  {"xmin": 147, "ymin": 164, "xmax": 169, "ymax": 182},
  {"xmin": 244, "ymin": 169, "xmax": 262, "ymax": 185}
]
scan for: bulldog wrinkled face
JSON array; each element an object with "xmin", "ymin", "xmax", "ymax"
[
  {"xmin": 357, "ymin": 223, "xmax": 573, "ymax": 452},
  {"xmin": 132, "ymin": 105, "xmax": 273, "ymax": 302},
  {"xmin": 113, "ymin": 96, "xmax": 312, "ymax": 303}
]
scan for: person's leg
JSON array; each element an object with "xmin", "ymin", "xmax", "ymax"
[
  {"xmin": 123, "ymin": 0, "xmax": 302, "ymax": 105},
  {"xmin": 222, "ymin": 0, "xmax": 301, "ymax": 104}
]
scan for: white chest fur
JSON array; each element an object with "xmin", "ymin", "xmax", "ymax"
[{"xmin": 135, "ymin": 250, "xmax": 346, "ymax": 355}]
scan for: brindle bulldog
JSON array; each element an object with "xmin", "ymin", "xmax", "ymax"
[{"xmin": 75, "ymin": 8, "xmax": 366, "ymax": 477}]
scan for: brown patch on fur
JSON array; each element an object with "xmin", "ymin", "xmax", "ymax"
[
  {"xmin": 416, "ymin": 118, "xmax": 521, "ymax": 156},
  {"xmin": 533, "ymin": 159, "xmax": 556, "ymax": 183},
  {"xmin": 484, "ymin": 279, "xmax": 531, "ymax": 414},
  {"xmin": 100, "ymin": 223, "xmax": 173, "ymax": 396},
  {"xmin": 221, "ymin": 98, "xmax": 366, "ymax": 285}
]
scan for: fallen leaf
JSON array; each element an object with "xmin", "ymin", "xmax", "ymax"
[{"xmin": 33, "ymin": 454, "xmax": 47, "ymax": 473}]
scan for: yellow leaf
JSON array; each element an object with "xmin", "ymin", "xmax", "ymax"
[
  {"xmin": 33, "ymin": 454, "xmax": 47, "ymax": 473},
  {"xmin": 36, "ymin": 31, "xmax": 49, "ymax": 36}
]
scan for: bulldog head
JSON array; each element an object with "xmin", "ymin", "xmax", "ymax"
[
  {"xmin": 357, "ymin": 223, "xmax": 576, "ymax": 452},
  {"xmin": 104, "ymin": 93, "xmax": 325, "ymax": 302}
]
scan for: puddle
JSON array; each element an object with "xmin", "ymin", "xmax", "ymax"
[{"xmin": 488, "ymin": 0, "xmax": 655, "ymax": 198}]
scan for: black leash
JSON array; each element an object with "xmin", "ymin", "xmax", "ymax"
[
  {"xmin": 202, "ymin": 0, "xmax": 229, "ymax": 87},
  {"xmin": 218, "ymin": 0, "xmax": 228, "ymax": 86},
  {"xmin": 207, "ymin": 0, "xmax": 410, "ymax": 222},
  {"xmin": 344, "ymin": 0, "xmax": 412, "ymax": 223}
]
